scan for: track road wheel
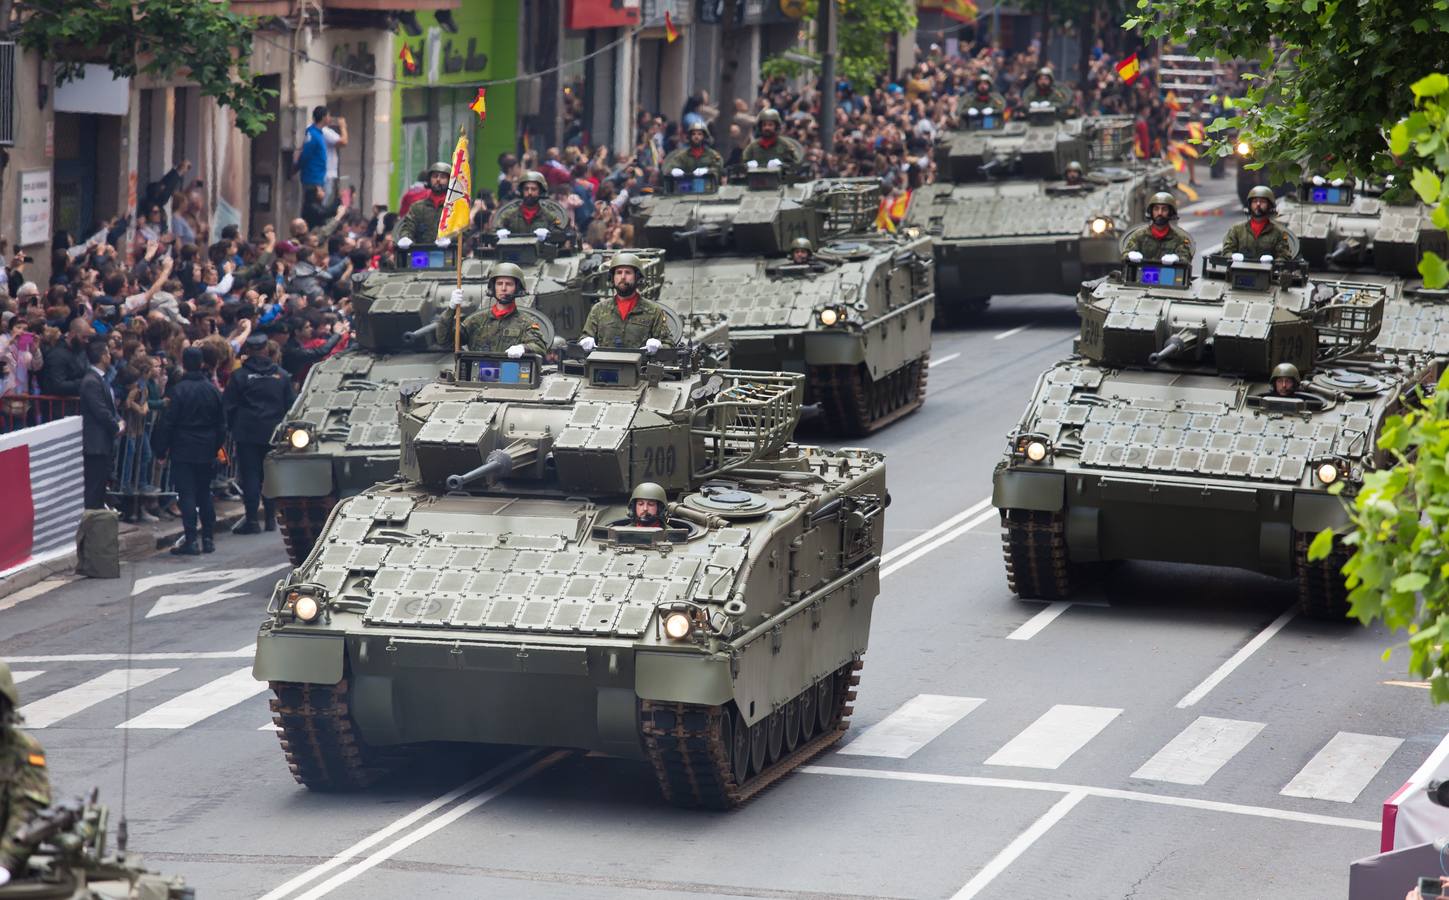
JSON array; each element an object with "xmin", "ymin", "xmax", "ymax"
[
  {"xmin": 1001, "ymin": 508, "xmax": 1075, "ymax": 600},
  {"xmin": 268, "ymin": 675, "xmax": 395, "ymax": 790},
  {"xmin": 782, "ymin": 697, "xmax": 800, "ymax": 752},
  {"xmin": 275, "ymin": 493, "xmax": 339, "ymax": 566},
  {"xmin": 766, "ymin": 709, "xmax": 785, "ymax": 764},
  {"xmin": 1295, "ymin": 531, "xmax": 1353, "ymax": 621}
]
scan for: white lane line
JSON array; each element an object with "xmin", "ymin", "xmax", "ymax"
[
  {"xmin": 118, "ymin": 666, "xmax": 268, "ymax": 729},
  {"xmin": 1180, "ymin": 197, "xmax": 1236, "ymax": 215},
  {"xmin": 257, "ymin": 751, "xmax": 544, "ymax": 900},
  {"xmin": 1184, "ymin": 219, "xmax": 1209, "ymax": 231},
  {"xmin": 951, "ymin": 790, "xmax": 1087, "ymax": 899},
  {"xmin": 839, "ymin": 695, "xmax": 985, "ymax": 759},
  {"xmin": 800, "ymin": 765, "xmax": 1379, "ymax": 831},
  {"xmin": 985, "ymin": 704, "xmax": 1122, "ymax": 770},
  {"xmin": 1176, "ymin": 608, "xmax": 1296, "ymax": 708},
  {"xmin": 993, "ymin": 324, "xmax": 1032, "ymax": 341},
  {"xmin": 293, "ymin": 751, "xmax": 568, "ymax": 900},
  {"xmin": 1132, "ymin": 716, "xmax": 1265, "ymax": 786},
  {"xmin": 1005, "ymin": 601, "xmax": 1072, "ymax": 641},
  {"xmin": 882, "ymin": 497, "xmax": 992, "ymax": 565},
  {"xmin": 1281, "ymin": 732, "xmax": 1404, "ymax": 803},
  {"xmin": 11, "ymin": 671, "xmax": 43, "ymax": 684},
  {"xmin": 881, "ymin": 508, "xmax": 998, "ymax": 579},
  {"xmin": 928, "ymin": 352, "xmax": 961, "ymax": 369},
  {"xmin": 3, "ymin": 647, "xmax": 255, "ymax": 663},
  {"xmin": 21, "ymin": 668, "xmax": 176, "ymax": 728}
]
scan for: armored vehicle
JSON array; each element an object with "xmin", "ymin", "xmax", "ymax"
[
  {"xmin": 265, "ymin": 240, "xmax": 722, "ymax": 563},
  {"xmin": 992, "ymin": 253, "xmax": 1430, "ymax": 618},
  {"xmin": 0, "ymin": 793, "xmax": 192, "ymax": 899},
  {"xmin": 636, "ymin": 168, "xmax": 934, "ymax": 435},
  {"xmin": 253, "ymin": 345, "xmax": 885, "ymax": 808},
  {"xmin": 905, "ymin": 108, "xmax": 1174, "ymax": 319}
]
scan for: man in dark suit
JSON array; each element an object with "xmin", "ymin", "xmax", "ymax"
[
  {"xmin": 153, "ymin": 347, "xmax": 226, "ymax": 554},
  {"xmin": 79, "ymin": 340, "xmax": 121, "ymax": 510},
  {"xmin": 223, "ymin": 334, "xmax": 295, "ymax": 534}
]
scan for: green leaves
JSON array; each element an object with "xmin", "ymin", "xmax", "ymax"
[
  {"xmin": 1307, "ymin": 529, "xmax": 1336, "ymax": 562},
  {"xmin": 1420, "ymin": 251, "xmax": 1449, "ymax": 289},
  {"xmin": 1412, "ymin": 167, "xmax": 1444, "ymax": 204},
  {"xmin": 1413, "ymin": 73, "xmax": 1449, "ymax": 100},
  {"xmin": 1393, "ymin": 572, "xmax": 1430, "ymax": 593}
]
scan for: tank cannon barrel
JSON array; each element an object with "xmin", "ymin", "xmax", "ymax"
[
  {"xmin": 1326, "ymin": 238, "xmax": 1365, "ymax": 267},
  {"xmin": 672, "ymin": 223, "xmax": 725, "ymax": 242},
  {"xmin": 1148, "ymin": 332, "xmax": 1198, "ymax": 366},
  {"xmin": 402, "ymin": 322, "xmax": 440, "ymax": 347},
  {"xmin": 444, "ymin": 442, "xmax": 539, "ymax": 491},
  {"xmin": 978, "ymin": 156, "xmax": 1010, "ymax": 178}
]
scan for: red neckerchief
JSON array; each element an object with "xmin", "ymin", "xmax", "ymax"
[
  {"xmin": 521, "ymin": 205, "xmax": 540, "ymax": 224},
  {"xmin": 429, "ymin": 190, "xmax": 446, "ymax": 206},
  {"xmin": 1250, "ymin": 218, "xmax": 1268, "ymax": 237},
  {"xmin": 759, "ymin": 136, "xmax": 777, "ymax": 149},
  {"xmin": 615, "ymin": 293, "xmax": 639, "ymax": 320},
  {"xmin": 977, "ymin": 91, "xmax": 992, "ymax": 101},
  {"xmin": 689, "ymin": 147, "xmax": 704, "ymax": 159},
  {"xmin": 1150, "ymin": 224, "xmax": 1170, "ymax": 240},
  {"xmin": 492, "ymin": 302, "xmax": 514, "ymax": 319}
]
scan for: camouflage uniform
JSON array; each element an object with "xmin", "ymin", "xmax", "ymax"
[
  {"xmin": 582, "ymin": 297, "xmax": 672, "ymax": 349},
  {"xmin": 1121, "ymin": 225, "xmax": 1196, "ymax": 261},
  {"xmin": 662, "ymin": 145, "xmax": 726, "ymax": 179},
  {"xmin": 956, "ymin": 91, "xmax": 1006, "ymax": 117},
  {"xmin": 1, "ymin": 663, "xmax": 50, "ymax": 877},
  {"xmin": 489, "ymin": 199, "xmax": 571, "ymax": 236},
  {"xmin": 1022, "ymin": 84, "xmax": 1076, "ymax": 116},
  {"xmin": 394, "ymin": 194, "xmax": 447, "ymax": 244},
  {"xmin": 1222, "ymin": 219, "xmax": 1295, "ymax": 262},
  {"xmin": 741, "ymin": 135, "xmax": 805, "ymax": 169},
  {"xmin": 452, "ymin": 306, "xmax": 548, "ymax": 354}
]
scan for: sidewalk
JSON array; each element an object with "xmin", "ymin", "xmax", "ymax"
[{"xmin": 0, "ymin": 499, "xmax": 248, "ymax": 602}]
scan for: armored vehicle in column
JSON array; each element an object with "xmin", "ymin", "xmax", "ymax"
[
  {"xmin": 636, "ymin": 168, "xmax": 934, "ymax": 435},
  {"xmin": 253, "ymin": 344, "xmax": 886, "ymax": 808},
  {"xmin": 905, "ymin": 107, "xmax": 1174, "ymax": 319},
  {"xmin": 992, "ymin": 252, "xmax": 1431, "ymax": 618}
]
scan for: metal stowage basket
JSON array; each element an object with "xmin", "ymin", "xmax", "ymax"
[
  {"xmin": 816, "ymin": 179, "xmax": 882, "ymax": 235},
  {"xmin": 1086, "ymin": 117, "xmax": 1134, "ymax": 164},
  {"xmin": 690, "ymin": 371, "xmax": 805, "ymax": 476},
  {"xmin": 1314, "ymin": 285, "xmax": 1385, "ymax": 360}
]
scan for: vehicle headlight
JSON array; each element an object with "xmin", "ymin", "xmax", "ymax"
[
  {"xmin": 293, "ymin": 595, "xmax": 320, "ymax": 623},
  {"xmin": 288, "ymin": 428, "xmax": 312, "ymax": 450},
  {"xmin": 1235, "ymin": 140, "xmax": 1252, "ymax": 157},
  {"xmin": 663, "ymin": 611, "xmax": 692, "ymax": 640},
  {"xmin": 1026, "ymin": 440, "xmax": 1048, "ymax": 462},
  {"xmin": 818, "ymin": 307, "xmax": 840, "ymax": 327},
  {"xmin": 1316, "ymin": 462, "xmax": 1340, "ymax": 485},
  {"xmin": 1090, "ymin": 217, "xmax": 1110, "ymax": 235}
]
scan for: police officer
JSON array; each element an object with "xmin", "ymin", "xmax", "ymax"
[
  {"xmin": 1270, "ymin": 362, "xmax": 1300, "ymax": 397},
  {"xmin": 1064, "ymin": 161, "xmax": 1086, "ymax": 187},
  {"xmin": 741, "ymin": 109, "xmax": 805, "ymax": 170},
  {"xmin": 152, "ymin": 346, "xmax": 227, "ymax": 556},
  {"xmin": 224, "ymin": 333, "xmax": 295, "ymax": 534},
  {"xmin": 445, "ymin": 263, "xmax": 547, "ymax": 356},
  {"xmin": 1223, "ymin": 185, "xmax": 1295, "ymax": 263},
  {"xmin": 663, "ymin": 122, "xmax": 725, "ymax": 181},
  {"xmin": 1021, "ymin": 67, "xmax": 1075, "ymax": 116},
  {"xmin": 579, "ymin": 253, "xmax": 672, "ymax": 352},
  {"xmin": 957, "ymin": 72, "xmax": 1006, "ymax": 119},
  {"xmin": 395, "ymin": 162, "xmax": 452, "ymax": 247},
  {"xmin": 489, "ymin": 171, "xmax": 571, "ymax": 241},
  {"xmin": 0, "ymin": 660, "xmax": 51, "ymax": 886},
  {"xmin": 1123, "ymin": 192, "xmax": 1196, "ymax": 263},
  {"xmin": 628, "ymin": 482, "xmax": 667, "ymax": 528}
]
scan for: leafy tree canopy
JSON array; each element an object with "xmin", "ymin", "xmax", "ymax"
[{"xmin": 761, "ymin": 0, "xmax": 918, "ymax": 90}]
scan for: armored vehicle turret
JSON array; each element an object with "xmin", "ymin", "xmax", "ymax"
[
  {"xmin": 636, "ymin": 170, "xmax": 934, "ymax": 435},
  {"xmin": 253, "ymin": 346, "xmax": 886, "ymax": 808},
  {"xmin": 905, "ymin": 110, "xmax": 1174, "ymax": 319},
  {"xmin": 993, "ymin": 254, "xmax": 1433, "ymax": 618}
]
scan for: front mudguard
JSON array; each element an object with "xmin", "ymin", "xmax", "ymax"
[
  {"xmin": 263, "ymin": 454, "xmax": 335, "ymax": 499},
  {"xmin": 992, "ymin": 465, "xmax": 1065, "ymax": 512},
  {"xmin": 253, "ymin": 630, "xmax": 345, "ymax": 685}
]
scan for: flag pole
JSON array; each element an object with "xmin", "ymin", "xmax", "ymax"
[{"xmin": 453, "ymin": 123, "xmax": 466, "ymax": 354}]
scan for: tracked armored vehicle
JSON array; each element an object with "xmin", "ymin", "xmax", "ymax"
[
  {"xmin": 253, "ymin": 345, "xmax": 885, "ymax": 808},
  {"xmin": 993, "ymin": 253, "xmax": 1432, "ymax": 618},
  {"xmin": 636, "ymin": 169, "xmax": 934, "ymax": 435},
  {"xmin": 264, "ymin": 240, "xmax": 719, "ymax": 564},
  {"xmin": 905, "ymin": 107, "xmax": 1173, "ymax": 319}
]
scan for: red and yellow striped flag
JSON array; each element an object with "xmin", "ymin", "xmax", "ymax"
[
  {"xmin": 875, "ymin": 198, "xmax": 896, "ymax": 233},
  {"xmin": 1115, "ymin": 52, "xmax": 1140, "ymax": 85},
  {"xmin": 469, "ymin": 87, "xmax": 487, "ymax": 122},
  {"xmin": 399, "ymin": 43, "xmax": 418, "ymax": 75},
  {"xmin": 437, "ymin": 134, "xmax": 473, "ymax": 239},
  {"xmin": 664, "ymin": 11, "xmax": 679, "ymax": 42}
]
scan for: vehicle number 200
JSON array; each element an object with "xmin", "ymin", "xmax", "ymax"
[{"xmin": 641, "ymin": 445, "xmax": 677, "ymax": 479}]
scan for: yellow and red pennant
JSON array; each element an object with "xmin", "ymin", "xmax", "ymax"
[
  {"xmin": 437, "ymin": 134, "xmax": 473, "ymax": 239},
  {"xmin": 399, "ymin": 43, "xmax": 418, "ymax": 76},
  {"xmin": 1115, "ymin": 52, "xmax": 1140, "ymax": 85},
  {"xmin": 469, "ymin": 87, "xmax": 487, "ymax": 122},
  {"xmin": 664, "ymin": 11, "xmax": 679, "ymax": 43}
]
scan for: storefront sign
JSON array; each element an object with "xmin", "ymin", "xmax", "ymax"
[
  {"xmin": 18, "ymin": 170, "xmax": 50, "ymax": 247},
  {"xmin": 568, "ymin": 0, "xmax": 641, "ymax": 29},
  {"xmin": 399, "ymin": 32, "xmax": 493, "ymax": 84}
]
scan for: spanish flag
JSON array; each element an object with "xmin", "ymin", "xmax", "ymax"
[
  {"xmin": 890, "ymin": 189, "xmax": 911, "ymax": 221},
  {"xmin": 874, "ymin": 198, "xmax": 896, "ymax": 233},
  {"xmin": 437, "ymin": 134, "xmax": 473, "ymax": 239},
  {"xmin": 399, "ymin": 43, "xmax": 418, "ymax": 75},
  {"xmin": 664, "ymin": 11, "xmax": 679, "ymax": 43},
  {"xmin": 1115, "ymin": 52, "xmax": 1140, "ymax": 85},
  {"xmin": 921, "ymin": 0, "xmax": 979, "ymax": 24},
  {"xmin": 469, "ymin": 87, "xmax": 487, "ymax": 122}
]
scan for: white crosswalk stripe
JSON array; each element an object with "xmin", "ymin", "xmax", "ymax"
[
  {"xmin": 11, "ymin": 670, "xmax": 43, "ymax": 684},
  {"xmin": 118, "ymin": 666, "xmax": 269, "ymax": 730},
  {"xmin": 1281, "ymin": 731, "xmax": 1404, "ymax": 803},
  {"xmin": 1132, "ymin": 717, "xmax": 1265, "ymax": 786},
  {"xmin": 20, "ymin": 668, "xmax": 177, "ymax": 728},
  {"xmin": 985, "ymin": 705, "xmax": 1122, "ymax": 770},
  {"xmin": 839, "ymin": 694, "xmax": 985, "ymax": 759}
]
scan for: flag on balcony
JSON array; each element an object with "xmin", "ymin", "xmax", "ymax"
[
  {"xmin": 469, "ymin": 87, "xmax": 487, "ymax": 122},
  {"xmin": 665, "ymin": 11, "xmax": 679, "ymax": 42},
  {"xmin": 399, "ymin": 43, "xmax": 418, "ymax": 76},
  {"xmin": 438, "ymin": 134, "xmax": 473, "ymax": 240},
  {"xmin": 1115, "ymin": 52, "xmax": 1140, "ymax": 84}
]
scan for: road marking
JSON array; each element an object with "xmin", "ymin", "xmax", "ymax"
[
  {"xmin": 1005, "ymin": 601, "xmax": 1072, "ymax": 640},
  {"xmin": 118, "ymin": 666, "xmax": 268, "ymax": 729},
  {"xmin": 993, "ymin": 323, "xmax": 1032, "ymax": 340},
  {"xmin": 985, "ymin": 704, "xmax": 1121, "ymax": 770},
  {"xmin": 292, "ymin": 751, "xmax": 568, "ymax": 900},
  {"xmin": 1181, "ymin": 197, "xmax": 1237, "ymax": 215},
  {"xmin": 881, "ymin": 507, "xmax": 998, "ymax": 579},
  {"xmin": 838, "ymin": 695, "xmax": 985, "ymax": 759},
  {"xmin": 1383, "ymin": 680, "xmax": 1431, "ymax": 690},
  {"xmin": 1132, "ymin": 716, "xmax": 1265, "ymax": 786},
  {"xmin": 11, "ymin": 671, "xmax": 43, "ymax": 684},
  {"xmin": 928, "ymin": 352, "xmax": 961, "ymax": 369},
  {"xmin": 882, "ymin": 497, "xmax": 992, "ymax": 565},
  {"xmin": 0, "ymin": 576, "xmax": 75, "ymax": 612},
  {"xmin": 1281, "ymin": 731, "xmax": 1404, "ymax": 803},
  {"xmin": 145, "ymin": 564, "xmax": 290, "ymax": 618},
  {"xmin": 21, "ymin": 668, "xmax": 176, "ymax": 728},
  {"xmin": 801, "ymin": 765, "xmax": 1378, "ymax": 831},
  {"xmin": 257, "ymin": 751, "xmax": 545, "ymax": 900},
  {"xmin": 1176, "ymin": 608, "xmax": 1296, "ymax": 708},
  {"xmin": 951, "ymin": 790, "xmax": 1086, "ymax": 899},
  {"xmin": 3, "ymin": 646, "xmax": 256, "ymax": 664}
]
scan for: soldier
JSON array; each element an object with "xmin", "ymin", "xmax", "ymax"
[
  {"xmin": 0, "ymin": 660, "xmax": 51, "ymax": 886},
  {"xmin": 489, "ymin": 171, "xmax": 571, "ymax": 242},
  {"xmin": 789, "ymin": 237, "xmax": 815, "ymax": 265},
  {"xmin": 1223, "ymin": 186, "xmax": 1295, "ymax": 263},
  {"xmin": 579, "ymin": 253, "xmax": 672, "ymax": 352},
  {"xmin": 443, "ymin": 263, "xmax": 547, "ymax": 357},
  {"xmin": 663, "ymin": 122, "xmax": 725, "ymax": 181},
  {"xmin": 628, "ymin": 482, "xmax": 667, "ymax": 528},
  {"xmin": 1123, "ymin": 192, "xmax": 1196, "ymax": 263},
  {"xmin": 1064, "ymin": 161, "xmax": 1085, "ymax": 187},
  {"xmin": 957, "ymin": 72, "xmax": 1006, "ymax": 119},
  {"xmin": 1020, "ymin": 67, "xmax": 1076, "ymax": 116},
  {"xmin": 1270, "ymin": 362, "xmax": 1300, "ymax": 397},
  {"xmin": 394, "ymin": 162, "xmax": 452, "ymax": 247},
  {"xmin": 741, "ymin": 109, "xmax": 805, "ymax": 170}
]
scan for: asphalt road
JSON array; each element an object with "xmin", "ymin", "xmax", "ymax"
[{"xmin": 4, "ymin": 174, "xmax": 1442, "ymax": 899}]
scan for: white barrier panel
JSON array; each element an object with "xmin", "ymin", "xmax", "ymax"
[
  {"xmin": 0, "ymin": 417, "xmax": 83, "ymax": 579},
  {"xmin": 1382, "ymin": 728, "xmax": 1449, "ymax": 852}
]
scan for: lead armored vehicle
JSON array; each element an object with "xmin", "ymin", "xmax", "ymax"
[
  {"xmin": 264, "ymin": 240, "xmax": 719, "ymax": 563},
  {"xmin": 993, "ymin": 253, "xmax": 1431, "ymax": 618},
  {"xmin": 905, "ymin": 108, "xmax": 1174, "ymax": 319},
  {"xmin": 636, "ymin": 169, "xmax": 934, "ymax": 435},
  {"xmin": 253, "ymin": 345, "xmax": 885, "ymax": 808}
]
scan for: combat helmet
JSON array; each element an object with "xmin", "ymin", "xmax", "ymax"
[
  {"xmin": 758, "ymin": 108, "xmax": 784, "ymax": 126},
  {"xmin": 1036, "ymin": 67, "xmax": 1055, "ymax": 82},
  {"xmin": 1146, "ymin": 191, "xmax": 1179, "ymax": 220},
  {"xmin": 630, "ymin": 482, "xmax": 668, "ymax": 505},
  {"xmin": 428, "ymin": 161, "xmax": 452, "ymax": 176},
  {"xmin": 1271, "ymin": 362, "xmax": 1300, "ymax": 382},
  {"xmin": 1247, "ymin": 185, "xmax": 1276, "ymax": 210},
  {"xmin": 489, "ymin": 262, "xmax": 526, "ymax": 293},
  {"xmin": 518, "ymin": 170, "xmax": 549, "ymax": 191},
  {"xmin": 791, "ymin": 237, "xmax": 815, "ymax": 253},
  {"xmin": 976, "ymin": 72, "xmax": 994, "ymax": 89},
  {"xmin": 1065, "ymin": 161, "xmax": 1084, "ymax": 177},
  {"xmin": 686, "ymin": 121, "xmax": 709, "ymax": 137},
  {"xmin": 609, "ymin": 251, "xmax": 645, "ymax": 276}
]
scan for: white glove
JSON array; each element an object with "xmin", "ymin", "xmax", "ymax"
[
  {"xmin": 767, "ymin": 158, "xmax": 782, "ymax": 169},
  {"xmin": 396, "ymin": 237, "xmax": 414, "ymax": 249},
  {"xmin": 746, "ymin": 160, "xmax": 759, "ymax": 170},
  {"xmin": 967, "ymin": 107, "xmax": 980, "ymax": 117},
  {"xmin": 692, "ymin": 167, "xmax": 709, "ymax": 176},
  {"xmin": 505, "ymin": 344, "xmax": 525, "ymax": 358},
  {"xmin": 1231, "ymin": 252, "xmax": 1245, "ymax": 262},
  {"xmin": 533, "ymin": 228, "xmax": 549, "ymax": 240},
  {"xmin": 671, "ymin": 167, "xmax": 686, "ymax": 177},
  {"xmin": 983, "ymin": 107, "xmax": 995, "ymax": 116},
  {"xmin": 434, "ymin": 236, "xmax": 451, "ymax": 248},
  {"xmin": 1331, "ymin": 178, "xmax": 1344, "ymax": 187},
  {"xmin": 644, "ymin": 338, "xmax": 662, "ymax": 354},
  {"xmin": 1161, "ymin": 253, "xmax": 1179, "ymax": 265},
  {"xmin": 0, "ymin": 868, "xmax": 10, "ymax": 886},
  {"xmin": 1260, "ymin": 254, "xmax": 1274, "ymax": 263},
  {"xmin": 1126, "ymin": 250, "xmax": 1143, "ymax": 263},
  {"xmin": 579, "ymin": 336, "xmax": 596, "ymax": 352},
  {"xmin": 495, "ymin": 228, "xmax": 511, "ymax": 239},
  {"xmin": 1311, "ymin": 175, "xmax": 1326, "ymax": 186},
  {"xmin": 117, "ymin": 420, "xmax": 126, "ymax": 435},
  {"xmin": 448, "ymin": 288, "xmax": 465, "ymax": 309}
]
